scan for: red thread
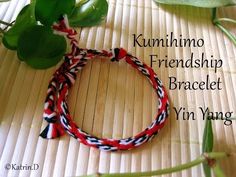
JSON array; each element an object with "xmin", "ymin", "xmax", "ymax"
[{"xmin": 40, "ymin": 16, "xmax": 170, "ymax": 151}]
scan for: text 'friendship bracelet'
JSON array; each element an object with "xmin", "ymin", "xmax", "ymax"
[{"xmin": 40, "ymin": 16, "xmax": 170, "ymax": 151}]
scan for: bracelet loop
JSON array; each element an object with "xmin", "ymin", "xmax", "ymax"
[{"xmin": 40, "ymin": 16, "xmax": 170, "ymax": 151}]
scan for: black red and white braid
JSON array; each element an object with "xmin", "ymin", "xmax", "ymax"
[{"xmin": 40, "ymin": 16, "xmax": 170, "ymax": 151}]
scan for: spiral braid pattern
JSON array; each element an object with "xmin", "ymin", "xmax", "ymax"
[{"xmin": 40, "ymin": 16, "xmax": 170, "ymax": 151}]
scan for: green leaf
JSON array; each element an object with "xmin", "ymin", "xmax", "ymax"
[
  {"xmin": 17, "ymin": 25, "xmax": 66, "ymax": 69},
  {"xmin": 69, "ymin": 0, "xmax": 108, "ymax": 27},
  {"xmin": 2, "ymin": 5, "xmax": 37, "ymax": 50},
  {"xmin": 153, "ymin": 0, "xmax": 236, "ymax": 8},
  {"xmin": 202, "ymin": 118, "xmax": 213, "ymax": 154},
  {"xmin": 35, "ymin": 0, "xmax": 75, "ymax": 26},
  {"xmin": 202, "ymin": 117, "xmax": 214, "ymax": 177}
]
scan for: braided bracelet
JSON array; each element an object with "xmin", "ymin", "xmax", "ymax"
[{"xmin": 40, "ymin": 16, "xmax": 170, "ymax": 151}]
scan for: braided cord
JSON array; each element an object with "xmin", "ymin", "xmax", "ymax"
[{"xmin": 40, "ymin": 16, "xmax": 170, "ymax": 151}]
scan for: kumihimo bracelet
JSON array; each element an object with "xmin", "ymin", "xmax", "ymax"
[{"xmin": 40, "ymin": 16, "xmax": 170, "ymax": 151}]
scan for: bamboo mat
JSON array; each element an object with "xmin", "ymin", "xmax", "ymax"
[{"xmin": 0, "ymin": 0, "xmax": 236, "ymax": 177}]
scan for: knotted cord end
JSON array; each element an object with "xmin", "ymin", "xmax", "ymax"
[{"xmin": 110, "ymin": 48, "xmax": 127, "ymax": 62}]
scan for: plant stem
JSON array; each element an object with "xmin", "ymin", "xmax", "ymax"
[
  {"xmin": 0, "ymin": 30, "xmax": 3, "ymax": 43},
  {"xmin": 79, "ymin": 152, "xmax": 227, "ymax": 177},
  {"xmin": 0, "ymin": 19, "xmax": 13, "ymax": 26},
  {"xmin": 30, "ymin": 0, "xmax": 36, "ymax": 20},
  {"xmin": 0, "ymin": 0, "xmax": 11, "ymax": 2},
  {"xmin": 212, "ymin": 163, "xmax": 226, "ymax": 177},
  {"xmin": 212, "ymin": 8, "xmax": 236, "ymax": 46},
  {"xmin": 212, "ymin": 8, "xmax": 217, "ymax": 22},
  {"xmin": 76, "ymin": 0, "xmax": 89, "ymax": 7},
  {"xmin": 215, "ymin": 18, "xmax": 236, "ymax": 25},
  {"xmin": 0, "ymin": 27, "xmax": 4, "ymax": 33},
  {"xmin": 215, "ymin": 22, "xmax": 236, "ymax": 46},
  {"xmin": 3, "ymin": 20, "xmax": 15, "ymax": 31}
]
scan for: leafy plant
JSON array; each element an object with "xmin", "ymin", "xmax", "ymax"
[
  {"xmin": 0, "ymin": 0, "xmax": 108, "ymax": 69},
  {"xmin": 0, "ymin": 1, "xmax": 232, "ymax": 176},
  {"xmin": 153, "ymin": 0, "xmax": 236, "ymax": 46}
]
